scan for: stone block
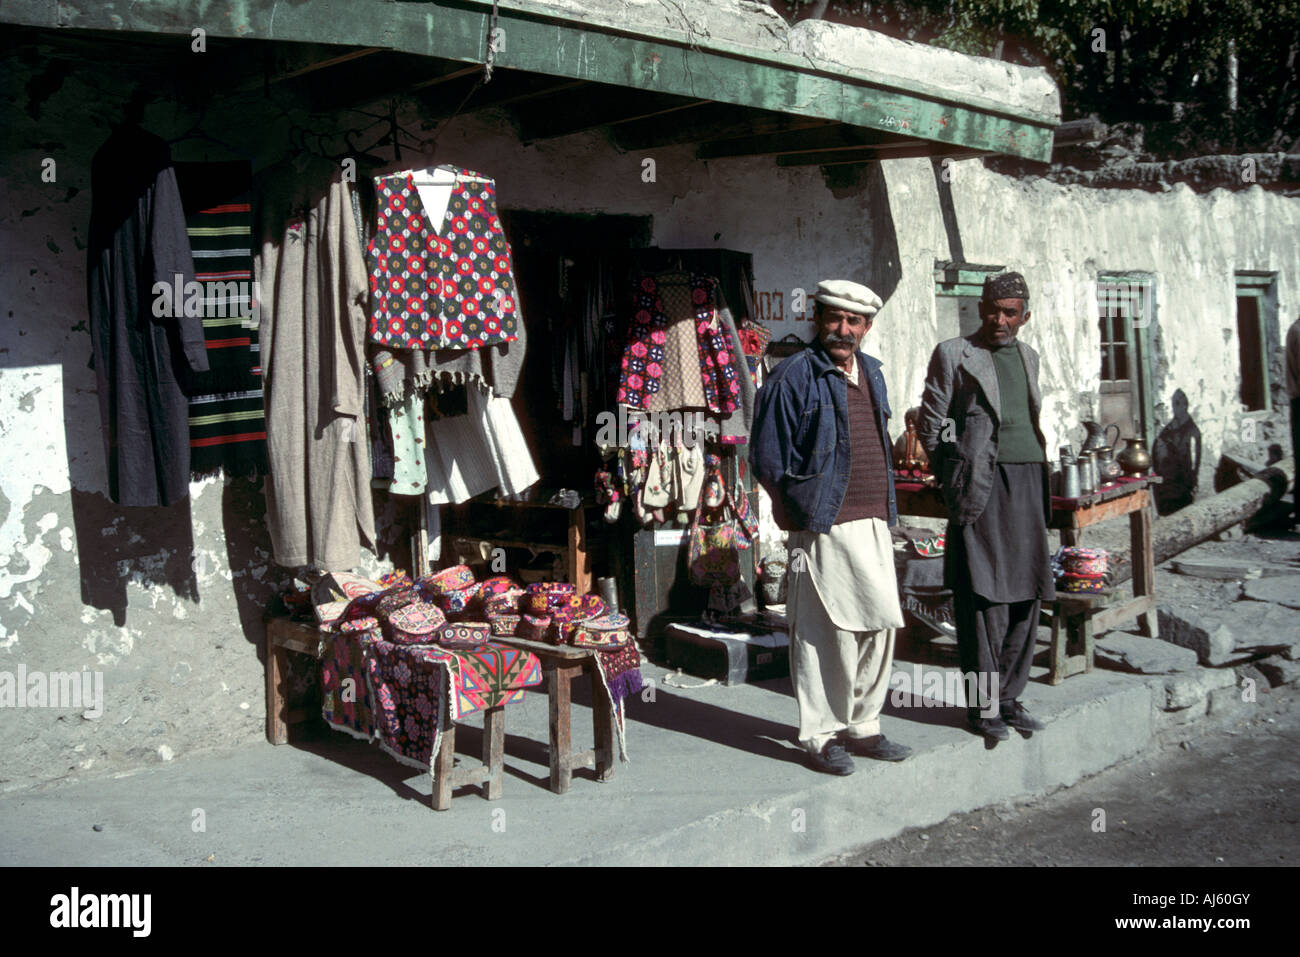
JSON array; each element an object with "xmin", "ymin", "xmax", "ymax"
[
  {"xmin": 1156, "ymin": 608, "xmax": 1238, "ymax": 665},
  {"xmin": 1161, "ymin": 667, "xmax": 1237, "ymax": 711},
  {"xmin": 1241, "ymin": 575, "xmax": 1300, "ymax": 610},
  {"xmin": 1096, "ymin": 632, "xmax": 1200, "ymax": 674}
]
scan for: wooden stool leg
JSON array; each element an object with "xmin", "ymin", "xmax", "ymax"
[
  {"xmin": 548, "ymin": 662, "xmax": 576, "ymax": 794},
  {"xmin": 433, "ymin": 721, "xmax": 456, "ymax": 811},
  {"xmin": 482, "ymin": 705, "xmax": 505, "ymax": 801},
  {"xmin": 266, "ymin": 639, "xmax": 289, "ymax": 745},
  {"xmin": 1049, "ymin": 604, "xmax": 1066, "ymax": 686},
  {"xmin": 1082, "ymin": 612, "xmax": 1096, "ymax": 674},
  {"xmin": 588, "ymin": 661, "xmax": 615, "ymax": 782}
]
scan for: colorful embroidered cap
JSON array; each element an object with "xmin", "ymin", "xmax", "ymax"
[
  {"xmin": 438, "ymin": 582, "xmax": 482, "ymax": 616},
  {"xmin": 420, "ymin": 564, "xmax": 477, "ymax": 598},
  {"xmin": 384, "ymin": 602, "xmax": 449, "ymax": 645},
  {"xmin": 438, "ymin": 622, "xmax": 492, "ymax": 650},
  {"xmin": 571, "ymin": 612, "xmax": 632, "ymax": 650},
  {"xmin": 490, "ymin": 614, "xmax": 521, "ymax": 637},
  {"xmin": 518, "ymin": 614, "xmax": 552, "ymax": 642}
]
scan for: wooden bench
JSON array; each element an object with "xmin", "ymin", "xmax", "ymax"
[
  {"xmin": 264, "ymin": 615, "xmax": 506, "ymax": 810},
  {"xmin": 490, "ymin": 635, "xmax": 616, "ymax": 794}
]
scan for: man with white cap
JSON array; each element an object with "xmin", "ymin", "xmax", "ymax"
[{"xmin": 752, "ymin": 280, "xmax": 910, "ymax": 775}]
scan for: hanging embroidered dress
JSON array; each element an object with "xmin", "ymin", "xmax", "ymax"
[
  {"xmin": 616, "ymin": 272, "xmax": 740, "ymax": 415},
  {"xmin": 367, "ymin": 167, "xmax": 520, "ymax": 351}
]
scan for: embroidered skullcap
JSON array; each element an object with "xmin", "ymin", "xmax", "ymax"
[
  {"xmin": 815, "ymin": 280, "xmax": 882, "ymax": 318},
  {"xmin": 982, "ymin": 271, "xmax": 1030, "ymax": 302}
]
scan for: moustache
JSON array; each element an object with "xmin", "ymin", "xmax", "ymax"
[{"xmin": 822, "ymin": 333, "xmax": 858, "ymax": 347}]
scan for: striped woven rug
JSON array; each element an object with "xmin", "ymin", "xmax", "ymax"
[{"xmin": 175, "ymin": 161, "xmax": 267, "ymax": 477}]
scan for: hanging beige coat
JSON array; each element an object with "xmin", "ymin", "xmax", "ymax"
[{"xmin": 255, "ymin": 156, "xmax": 375, "ymax": 570}]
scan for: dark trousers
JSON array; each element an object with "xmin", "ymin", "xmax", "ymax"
[
  {"xmin": 953, "ymin": 589, "xmax": 1041, "ymax": 714},
  {"xmin": 1292, "ymin": 397, "xmax": 1299, "ymax": 525}
]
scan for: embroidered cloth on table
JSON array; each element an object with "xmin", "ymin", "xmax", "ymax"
[
  {"xmin": 367, "ymin": 167, "xmax": 519, "ymax": 351},
  {"xmin": 320, "ymin": 626, "xmax": 378, "ymax": 741},
  {"xmin": 616, "ymin": 273, "xmax": 740, "ymax": 415},
  {"xmin": 590, "ymin": 641, "xmax": 645, "ymax": 761},
  {"xmin": 361, "ymin": 637, "xmax": 543, "ymax": 769}
]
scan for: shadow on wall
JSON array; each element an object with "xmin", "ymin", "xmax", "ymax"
[
  {"xmin": 1152, "ymin": 388, "xmax": 1202, "ymax": 516},
  {"xmin": 865, "ymin": 162, "xmax": 902, "ymax": 307}
]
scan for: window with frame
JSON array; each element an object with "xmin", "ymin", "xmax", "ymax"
[
  {"xmin": 1096, "ymin": 276, "xmax": 1155, "ymax": 443},
  {"xmin": 1235, "ymin": 272, "xmax": 1277, "ymax": 413}
]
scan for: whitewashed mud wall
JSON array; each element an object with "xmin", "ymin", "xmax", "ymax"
[{"xmin": 873, "ymin": 157, "xmax": 1300, "ymax": 488}]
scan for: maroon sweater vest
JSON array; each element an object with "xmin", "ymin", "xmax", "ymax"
[{"xmin": 835, "ymin": 375, "xmax": 891, "ymax": 524}]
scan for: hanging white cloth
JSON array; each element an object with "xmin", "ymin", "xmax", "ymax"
[{"xmin": 425, "ymin": 383, "xmax": 539, "ymax": 504}]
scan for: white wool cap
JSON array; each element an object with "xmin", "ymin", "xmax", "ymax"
[{"xmin": 815, "ymin": 279, "xmax": 882, "ymax": 318}]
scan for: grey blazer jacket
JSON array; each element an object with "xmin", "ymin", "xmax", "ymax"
[{"xmin": 916, "ymin": 334, "xmax": 1051, "ymax": 526}]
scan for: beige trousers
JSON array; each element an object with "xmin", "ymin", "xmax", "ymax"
[{"xmin": 788, "ymin": 554, "xmax": 897, "ymax": 752}]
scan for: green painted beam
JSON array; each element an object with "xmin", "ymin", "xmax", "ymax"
[{"xmin": 3, "ymin": 0, "xmax": 1056, "ymax": 160}]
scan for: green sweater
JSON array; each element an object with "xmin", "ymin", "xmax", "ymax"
[{"xmin": 990, "ymin": 342, "xmax": 1044, "ymax": 463}]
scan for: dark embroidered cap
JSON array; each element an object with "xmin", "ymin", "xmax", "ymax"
[{"xmin": 982, "ymin": 271, "xmax": 1030, "ymax": 303}]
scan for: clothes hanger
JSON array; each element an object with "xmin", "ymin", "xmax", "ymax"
[{"xmin": 168, "ymin": 113, "xmax": 257, "ymax": 163}]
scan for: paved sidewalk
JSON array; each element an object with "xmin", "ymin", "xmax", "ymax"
[{"xmin": 0, "ymin": 650, "xmax": 1162, "ymax": 866}]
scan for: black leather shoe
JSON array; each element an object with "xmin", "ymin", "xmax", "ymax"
[
  {"xmin": 807, "ymin": 741, "xmax": 856, "ymax": 775},
  {"xmin": 846, "ymin": 734, "xmax": 913, "ymax": 762},
  {"xmin": 967, "ymin": 714, "xmax": 1011, "ymax": 742},
  {"xmin": 1001, "ymin": 701, "xmax": 1045, "ymax": 732}
]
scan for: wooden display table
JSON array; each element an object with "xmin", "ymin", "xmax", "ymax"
[
  {"xmin": 489, "ymin": 635, "xmax": 616, "ymax": 794},
  {"xmin": 894, "ymin": 475, "xmax": 1159, "ymax": 683},
  {"xmin": 263, "ymin": 616, "xmax": 507, "ymax": 810}
]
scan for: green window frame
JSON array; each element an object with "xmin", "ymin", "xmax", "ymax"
[
  {"xmin": 1096, "ymin": 273, "xmax": 1156, "ymax": 447},
  {"xmin": 1234, "ymin": 272, "xmax": 1277, "ymax": 414}
]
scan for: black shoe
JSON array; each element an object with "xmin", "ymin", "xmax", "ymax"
[
  {"xmin": 1001, "ymin": 701, "xmax": 1045, "ymax": 732},
  {"xmin": 808, "ymin": 740, "xmax": 856, "ymax": 775},
  {"xmin": 967, "ymin": 713, "xmax": 1011, "ymax": 742},
  {"xmin": 845, "ymin": 734, "xmax": 913, "ymax": 762}
]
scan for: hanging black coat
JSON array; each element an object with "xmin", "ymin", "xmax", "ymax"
[{"xmin": 87, "ymin": 125, "xmax": 209, "ymax": 506}]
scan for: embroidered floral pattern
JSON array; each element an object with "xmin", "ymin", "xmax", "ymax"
[
  {"xmin": 367, "ymin": 169, "xmax": 520, "ymax": 351},
  {"xmin": 617, "ymin": 273, "xmax": 740, "ymax": 414}
]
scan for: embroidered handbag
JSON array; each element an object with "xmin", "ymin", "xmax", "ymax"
[{"xmin": 687, "ymin": 464, "xmax": 757, "ymax": 588}]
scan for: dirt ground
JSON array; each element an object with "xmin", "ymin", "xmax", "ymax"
[{"xmin": 823, "ymin": 682, "xmax": 1299, "ymax": 867}]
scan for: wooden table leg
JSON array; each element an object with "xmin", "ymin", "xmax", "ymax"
[
  {"xmin": 433, "ymin": 717, "xmax": 456, "ymax": 811},
  {"xmin": 265, "ymin": 637, "xmax": 289, "ymax": 745},
  {"xmin": 1130, "ymin": 501, "xmax": 1158, "ymax": 637},
  {"xmin": 482, "ymin": 705, "xmax": 505, "ymax": 801},
  {"xmin": 548, "ymin": 661, "xmax": 578, "ymax": 794},
  {"xmin": 588, "ymin": 660, "xmax": 616, "ymax": 782}
]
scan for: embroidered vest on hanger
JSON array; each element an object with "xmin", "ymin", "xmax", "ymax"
[{"xmin": 367, "ymin": 168, "xmax": 520, "ymax": 350}]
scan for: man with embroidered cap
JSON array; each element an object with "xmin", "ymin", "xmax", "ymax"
[
  {"xmin": 752, "ymin": 279, "xmax": 910, "ymax": 775},
  {"xmin": 917, "ymin": 271, "xmax": 1055, "ymax": 742}
]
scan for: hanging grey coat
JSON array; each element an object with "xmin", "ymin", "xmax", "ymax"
[{"xmin": 87, "ymin": 125, "xmax": 209, "ymax": 506}]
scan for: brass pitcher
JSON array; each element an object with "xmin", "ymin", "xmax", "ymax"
[{"xmin": 1117, "ymin": 437, "xmax": 1152, "ymax": 476}]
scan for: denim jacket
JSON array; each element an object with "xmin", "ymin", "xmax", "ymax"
[{"xmin": 750, "ymin": 341, "xmax": 897, "ymax": 533}]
